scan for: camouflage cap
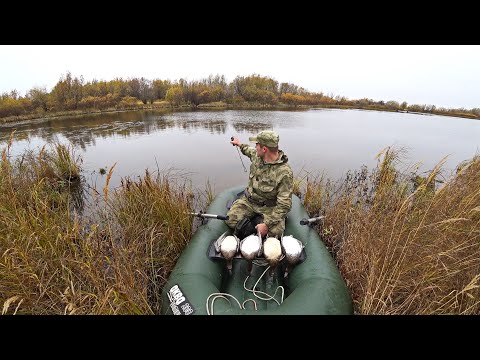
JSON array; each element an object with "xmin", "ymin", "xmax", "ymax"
[{"xmin": 249, "ymin": 130, "xmax": 279, "ymax": 148}]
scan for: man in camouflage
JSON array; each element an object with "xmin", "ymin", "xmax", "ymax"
[{"xmin": 226, "ymin": 130, "xmax": 293, "ymax": 238}]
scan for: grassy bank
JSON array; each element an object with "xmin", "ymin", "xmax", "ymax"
[
  {"xmin": 2, "ymin": 102, "xmax": 477, "ymax": 126},
  {"xmin": 299, "ymin": 148, "xmax": 480, "ymax": 314},
  {"xmin": 0, "ymin": 102, "xmax": 174, "ymax": 124},
  {"xmin": 0, "ymin": 140, "xmax": 197, "ymax": 314}
]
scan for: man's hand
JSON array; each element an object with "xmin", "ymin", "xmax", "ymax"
[
  {"xmin": 256, "ymin": 223, "xmax": 269, "ymax": 238},
  {"xmin": 230, "ymin": 136, "xmax": 242, "ymax": 147}
]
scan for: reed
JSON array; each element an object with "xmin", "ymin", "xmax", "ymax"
[
  {"xmin": 302, "ymin": 147, "xmax": 480, "ymax": 314},
  {"xmin": 0, "ymin": 139, "xmax": 89, "ymax": 314},
  {"xmin": 4, "ymin": 136, "xmax": 479, "ymax": 315},
  {"xmin": 108, "ymin": 170, "xmax": 195, "ymax": 313},
  {"xmin": 1, "ymin": 140, "xmax": 196, "ymax": 314}
]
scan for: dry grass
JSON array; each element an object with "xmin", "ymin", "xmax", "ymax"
[
  {"xmin": 108, "ymin": 170, "xmax": 195, "ymax": 313},
  {"xmin": 301, "ymin": 147, "xmax": 480, "ymax": 314},
  {"xmin": 0, "ymin": 138, "xmax": 197, "ymax": 314},
  {"xmin": 5, "ymin": 135, "xmax": 478, "ymax": 315},
  {"xmin": 0, "ymin": 138, "xmax": 90, "ymax": 314}
]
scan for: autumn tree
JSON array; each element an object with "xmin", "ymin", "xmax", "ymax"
[
  {"xmin": 280, "ymin": 93, "xmax": 305, "ymax": 107},
  {"xmin": 182, "ymin": 81, "xmax": 204, "ymax": 107},
  {"xmin": 28, "ymin": 86, "xmax": 50, "ymax": 112},
  {"xmin": 165, "ymin": 86, "xmax": 184, "ymax": 107},
  {"xmin": 385, "ymin": 100, "xmax": 400, "ymax": 110},
  {"xmin": 108, "ymin": 78, "xmax": 129, "ymax": 97},
  {"xmin": 231, "ymin": 74, "xmax": 279, "ymax": 101},
  {"xmin": 279, "ymin": 82, "xmax": 307, "ymax": 96},
  {"xmin": 70, "ymin": 75, "xmax": 84, "ymax": 109},
  {"xmin": 152, "ymin": 79, "xmax": 171, "ymax": 100},
  {"xmin": 51, "ymin": 72, "xmax": 73, "ymax": 109},
  {"xmin": 127, "ymin": 78, "xmax": 141, "ymax": 100},
  {"xmin": 138, "ymin": 77, "xmax": 153, "ymax": 104}
]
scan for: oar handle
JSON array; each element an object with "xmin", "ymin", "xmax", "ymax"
[
  {"xmin": 190, "ymin": 212, "xmax": 229, "ymax": 221},
  {"xmin": 300, "ymin": 216, "xmax": 325, "ymax": 225}
]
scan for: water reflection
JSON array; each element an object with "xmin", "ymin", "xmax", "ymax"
[
  {"xmin": 232, "ymin": 122, "xmax": 272, "ymax": 133},
  {"xmin": 68, "ymin": 177, "xmax": 87, "ymax": 216},
  {"xmin": 0, "ymin": 110, "xmax": 258, "ymax": 149},
  {"xmin": 1, "ymin": 109, "xmax": 479, "ymax": 195}
]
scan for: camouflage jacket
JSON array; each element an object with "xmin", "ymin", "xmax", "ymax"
[{"xmin": 239, "ymin": 144, "xmax": 293, "ymax": 229}]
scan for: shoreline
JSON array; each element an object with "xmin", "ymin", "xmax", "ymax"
[{"xmin": 1, "ymin": 103, "xmax": 478, "ymax": 126}]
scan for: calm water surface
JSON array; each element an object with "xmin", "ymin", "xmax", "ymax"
[{"xmin": 1, "ymin": 109, "xmax": 479, "ymax": 193}]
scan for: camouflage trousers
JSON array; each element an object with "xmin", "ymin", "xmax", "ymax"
[{"xmin": 225, "ymin": 196, "xmax": 285, "ymax": 238}]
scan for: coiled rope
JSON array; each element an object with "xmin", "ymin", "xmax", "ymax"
[{"xmin": 206, "ymin": 256, "xmax": 285, "ymax": 315}]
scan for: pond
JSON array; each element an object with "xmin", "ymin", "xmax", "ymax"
[{"xmin": 1, "ymin": 108, "xmax": 479, "ymax": 194}]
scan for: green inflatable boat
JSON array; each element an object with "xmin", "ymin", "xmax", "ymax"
[{"xmin": 161, "ymin": 186, "xmax": 353, "ymax": 315}]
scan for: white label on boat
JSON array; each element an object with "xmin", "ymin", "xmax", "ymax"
[{"xmin": 167, "ymin": 284, "xmax": 194, "ymax": 315}]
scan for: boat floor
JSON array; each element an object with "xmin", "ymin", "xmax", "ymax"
[{"xmin": 217, "ymin": 258, "xmax": 290, "ymax": 312}]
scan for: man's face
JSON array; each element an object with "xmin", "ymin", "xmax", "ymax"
[{"xmin": 255, "ymin": 143, "xmax": 266, "ymax": 159}]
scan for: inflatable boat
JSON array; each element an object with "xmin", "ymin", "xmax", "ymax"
[{"xmin": 161, "ymin": 186, "xmax": 353, "ymax": 315}]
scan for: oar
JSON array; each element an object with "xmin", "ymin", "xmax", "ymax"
[
  {"xmin": 300, "ymin": 215, "xmax": 325, "ymax": 225},
  {"xmin": 189, "ymin": 212, "xmax": 229, "ymax": 221}
]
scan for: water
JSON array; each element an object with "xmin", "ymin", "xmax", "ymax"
[{"xmin": 1, "ymin": 108, "xmax": 479, "ymax": 193}]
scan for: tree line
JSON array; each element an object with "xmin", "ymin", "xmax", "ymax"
[{"xmin": 1, "ymin": 72, "xmax": 479, "ymax": 120}]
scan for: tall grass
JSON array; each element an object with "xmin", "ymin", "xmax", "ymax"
[
  {"xmin": 301, "ymin": 147, "xmax": 480, "ymax": 314},
  {"xmin": 4, "ymin": 136, "xmax": 479, "ymax": 314},
  {"xmin": 107, "ymin": 170, "xmax": 195, "ymax": 313},
  {"xmin": 1, "ymin": 139, "xmax": 196, "ymax": 314},
  {"xmin": 0, "ymin": 139, "xmax": 88, "ymax": 314}
]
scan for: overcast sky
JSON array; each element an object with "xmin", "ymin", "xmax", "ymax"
[{"xmin": 1, "ymin": 45, "xmax": 478, "ymax": 109}]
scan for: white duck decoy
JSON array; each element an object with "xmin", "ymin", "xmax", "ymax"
[
  {"xmin": 281, "ymin": 235, "xmax": 304, "ymax": 278},
  {"xmin": 214, "ymin": 231, "xmax": 239, "ymax": 274},
  {"xmin": 240, "ymin": 229, "xmax": 263, "ymax": 275},
  {"xmin": 263, "ymin": 237, "xmax": 282, "ymax": 276}
]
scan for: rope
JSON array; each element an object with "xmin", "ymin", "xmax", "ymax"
[
  {"xmin": 243, "ymin": 266, "xmax": 285, "ymax": 306},
  {"xmin": 206, "ymin": 259, "xmax": 285, "ymax": 315},
  {"xmin": 206, "ymin": 293, "xmax": 242, "ymax": 315},
  {"xmin": 242, "ymin": 298, "xmax": 258, "ymax": 310},
  {"xmin": 235, "ymin": 146, "xmax": 248, "ymax": 173}
]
